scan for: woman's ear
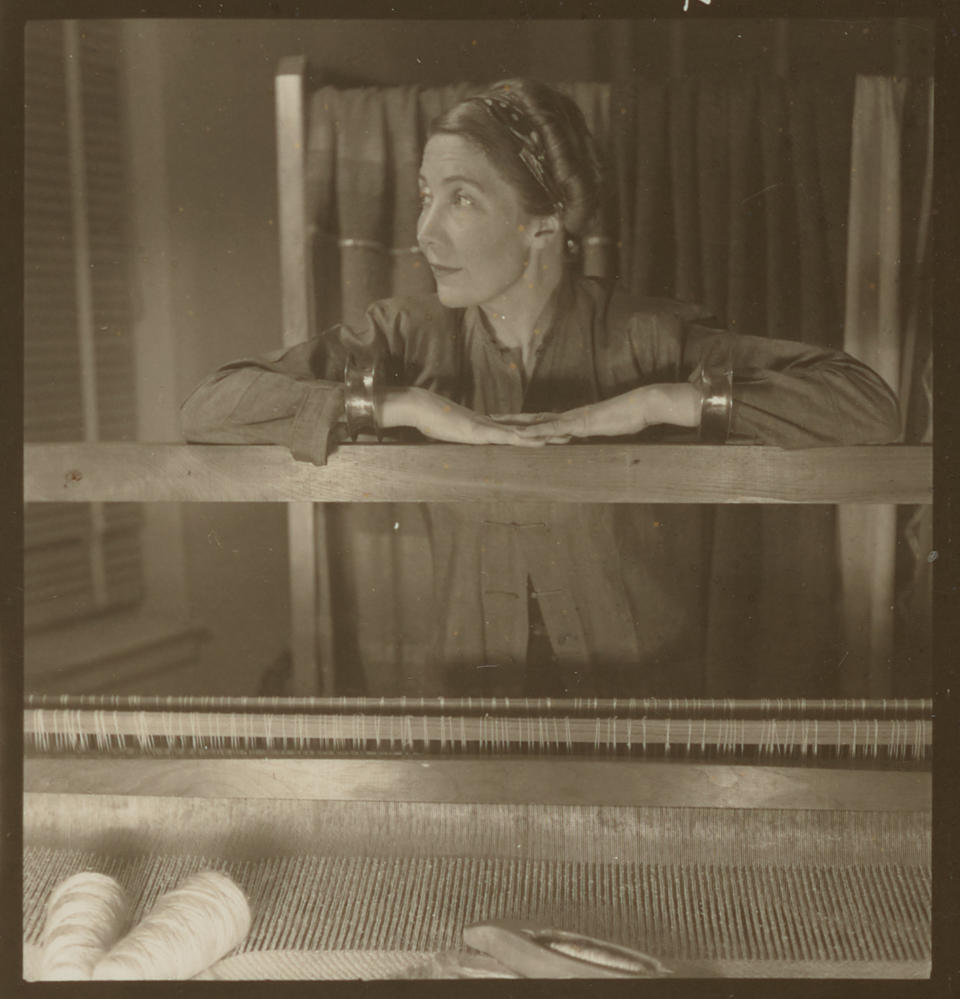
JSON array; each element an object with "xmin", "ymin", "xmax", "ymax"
[{"xmin": 530, "ymin": 213, "xmax": 563, "ymax": 245}]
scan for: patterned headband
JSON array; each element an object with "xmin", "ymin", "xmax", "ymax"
[{"xmin": 473, "ymin": 93, "xmax": 565, "ymax": 215}]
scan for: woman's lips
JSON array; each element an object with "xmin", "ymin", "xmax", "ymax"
[{"xmin": 429, "ymin": 263, "xmax": 462, "ymax": 278}]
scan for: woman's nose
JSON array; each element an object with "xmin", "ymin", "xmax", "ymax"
[{"xmin": 416, "ymin": 201, "xmax": 441, "ymax": 251}]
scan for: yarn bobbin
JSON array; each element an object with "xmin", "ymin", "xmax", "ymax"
[
  {"xmin": 92, "ymin": 870, "xmax": 252, "ymax": 980},
  {"xmin": 39, "ymin": 872, "xmax": 131, "ymax": 980}
]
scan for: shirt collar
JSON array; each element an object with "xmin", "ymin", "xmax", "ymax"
[{"xmin": 464, "ymin": 267, "xmax": 578, "ymax": 361}]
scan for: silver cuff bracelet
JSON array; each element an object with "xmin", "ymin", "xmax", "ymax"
[
  {"xmin": 343, "ymin": 347, "xmax": 384, "ymax": 442},
  {"xmin": 697, "ymin": 364, "xmax": 733, "ymax": 444}
]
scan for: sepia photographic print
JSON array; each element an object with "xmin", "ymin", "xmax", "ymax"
[{"xmin": 18, "ymin": 6, "xmax": 939, "ymax": 986}]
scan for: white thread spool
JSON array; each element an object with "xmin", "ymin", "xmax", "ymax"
[
  {"xmin": 39, "ymin": 872, "xmax": 131, "ymax": 980},
  {"xmin": 92, "ymin": 870, "xmax": 251, "ymax": 980}
]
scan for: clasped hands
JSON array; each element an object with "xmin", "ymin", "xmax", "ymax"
[{"xmin": 379, "ymin": 383, "xmax": 701, "ymax": 447}]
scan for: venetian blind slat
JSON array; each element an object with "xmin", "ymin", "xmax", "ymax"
[
  {"xmin": 25, "ymin": 504, "xmax": 143, "ymax": 548},
  {"xmin": 24, "ymin": 20, "xmax": 143, "ymax": 632}
]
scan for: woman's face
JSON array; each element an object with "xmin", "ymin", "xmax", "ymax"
[{"xmin": 417, "ymin": 133, "xmax": 534, "ymax": 309}]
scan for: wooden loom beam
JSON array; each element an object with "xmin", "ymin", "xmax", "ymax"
[
  {"xmin": 25, "ymin": 442, "xmax": 931, "ymax": 505},
  {"xmin": 22, "ymin": 757, "xmax": 931, "ymax": 811}
]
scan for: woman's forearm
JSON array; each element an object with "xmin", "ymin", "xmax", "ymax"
[
  {"xmin": 641, "ymin": 383, "xmax": 702, "ymax": 430},
  {"xmin": 378, "ymin": 386, "xmax": 422, "ymax": 430}
]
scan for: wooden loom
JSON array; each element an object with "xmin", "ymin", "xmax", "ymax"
[
  {"xmin": 20, "ymin": 59, "xmax": 934, "ymax": 981},
  {"xmin": 23, "ymin": 442, "xmax": 932, "ymax": 979}
]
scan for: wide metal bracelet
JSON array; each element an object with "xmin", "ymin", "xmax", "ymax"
[
  {"xmin": 343, "ymin": 348, "xmax": 384, "ymax": 441},
  {"xmin": 697, "ymin": 364, "xmax": 734, "ymax": 444}
]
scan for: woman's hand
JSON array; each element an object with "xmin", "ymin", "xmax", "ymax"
[
  {"xmin": 380, "ymin": 386, "xmax": 568, "ymax": 446},
  {"xmin": 492, "ymin": 383, "xmax": 702, "ymax": 440}
]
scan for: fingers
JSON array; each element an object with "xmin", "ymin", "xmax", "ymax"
[
  {"xmin": 477, "ymin": 426, "xmax": 548, "ymax": 448},
  {"xmin": 488, "ymin": 413, "xmax": 560, "ymax": 425},
  {"xmin": 493, "ymin": 434, "xmax": 572, "ymax": 447},
  {"xmin": 416, "ymin": 407, "xmax": 573, "ymax": 446},
  {"xmin": 472, "ymin": 422, "xmax": 573, "ymax": 447},
  {"xmin": 511, "ymin": 419, "xmax": 569, "ymax": 439},
  {"xmin": 415, "ymin": 425, "xmax": 569, "ymax": 447},
  {"xmin": 494, "ymin": 430, "xmax": 573, "ymax": 446}
]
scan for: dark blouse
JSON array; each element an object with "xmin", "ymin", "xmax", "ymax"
[{"xmin": 181, "ymin": 275, "xmax": 900, "ymax": 696}]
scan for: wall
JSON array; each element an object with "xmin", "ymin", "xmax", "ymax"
[{"xmin": 116, "ymin": 17, "xmax": 932, "ymax": 695}]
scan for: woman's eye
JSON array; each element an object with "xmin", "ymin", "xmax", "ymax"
[
  {"xmin": 418, "ymin": 191, "xmax": 431, "ymax": 208},
  {"xmin": 453, "ymin": 191, "xmax": 473, "ymax": 207}
]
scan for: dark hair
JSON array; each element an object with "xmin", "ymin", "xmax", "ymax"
[{"xmin": 428, "ymin": 79, "xmax": 603, "ymax": 239}]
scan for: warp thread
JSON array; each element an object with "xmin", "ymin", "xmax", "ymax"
[{"xmin": 39, "ymin": 872, "xmax": 131, "ymax": 980}]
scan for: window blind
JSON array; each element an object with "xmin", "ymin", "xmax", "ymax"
[{"xmin": 24, "ymin": 20, "xmax": 143, "ymax": 632}]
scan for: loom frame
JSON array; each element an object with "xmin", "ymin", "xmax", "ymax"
[
  {"xmin": 21, "ymin": 56, "xmax": 934, "ymax": 772},
  {"xmin": 21, "ymin": 60, "xmax": 933, "ymax": 788},
  {"xmin": 19, "ymin": 50, "xmax": 936, "ymax": 987},
  {"xmin": 23, "ymin": 78, "xmax": 933, "ymax": 977}
]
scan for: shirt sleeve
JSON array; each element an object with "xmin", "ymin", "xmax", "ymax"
[
  {"xmin": 680, "ymin": 319, "xmax": 902, "ymax": 448},
  {"xmin": 180, "ymin": 303, "xmax": 405, "ymax": 465},
  {"xmin": 619, "ymin": 302, "xmax": 902, "ymax": 448}
]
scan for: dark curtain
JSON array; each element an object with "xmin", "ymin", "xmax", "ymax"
[
  {"xmin": 608, "ymin": 77, "xmax": 855, "ymax": 696},
  {"xmin": 302, "ymin": 76, "xmax": 931, "ymax": 697}
]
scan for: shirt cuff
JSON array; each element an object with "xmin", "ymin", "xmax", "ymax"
[{"xmin": 290, "ymin": 384, "xmax": 346, "ymax": 465}]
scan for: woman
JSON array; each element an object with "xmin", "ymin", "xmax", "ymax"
[{"xmin": 181, "ymin": 79, "xmax": 900, "ymax": 698}]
